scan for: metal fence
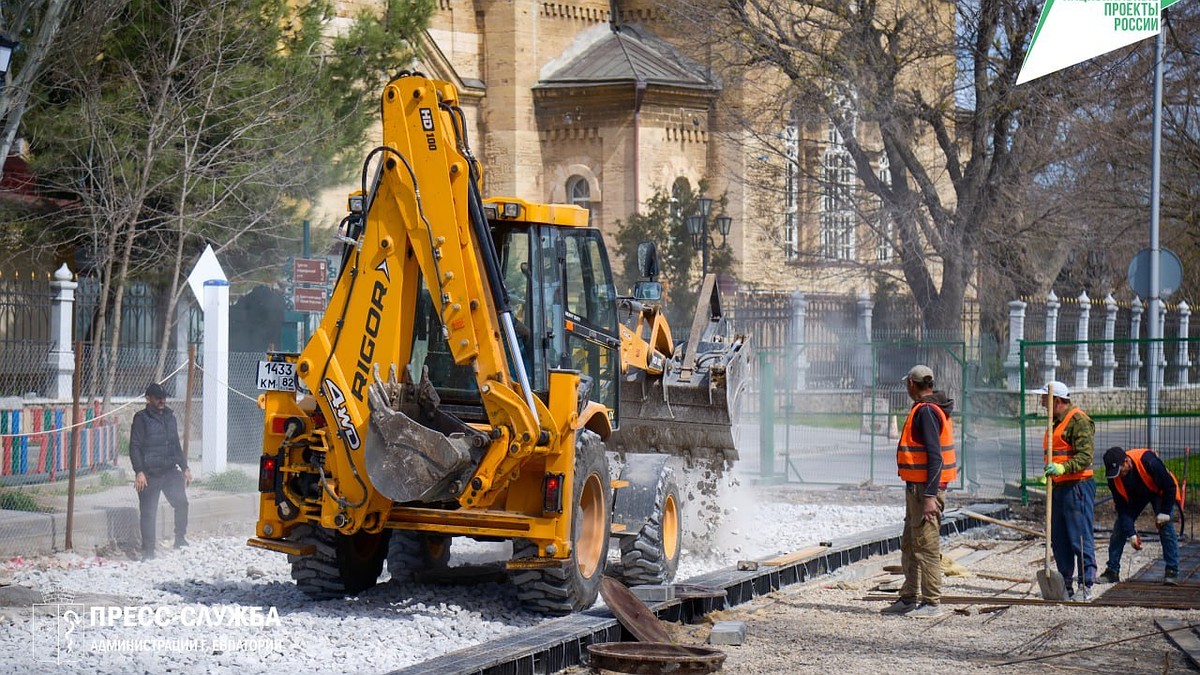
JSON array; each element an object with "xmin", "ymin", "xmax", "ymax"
[
  {"xmin": 0, "ymin": 273, "xmax": 54, "ymax": 396},
  {"xmin": 0, "ymin": 347, "xmax": 266, "ymax": 557},
  {"xmin": 736, "ymin": 333, "xmax": 1200, "ymax": 505}
]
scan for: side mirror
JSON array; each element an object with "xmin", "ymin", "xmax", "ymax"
[
  {"xmin": 633, "ymin": 281, "xmax": 662, "ymax": 301},
  {"xmin": 636, "ymin": 242, "xmax": 659, "ymax": 280}
]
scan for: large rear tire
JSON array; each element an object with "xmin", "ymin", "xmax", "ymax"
[
  {"xmin": 615, "ymin": 467, "xmax": 681, "ymax": 586},
  {"xmin": 288, "ymin": 524, "xmax": 390, "ymax": 599},
  {"xmin": 511, "ymin": 430, "xmax": 611, "ymax": 615},
  {"xmin": 387, "ymin": 532, "xmax": 452, "ymax": 583}
]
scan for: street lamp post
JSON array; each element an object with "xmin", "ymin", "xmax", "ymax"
[{"xmin": 684, "ymin": 195, "xmax": 732, "ymax": 277}]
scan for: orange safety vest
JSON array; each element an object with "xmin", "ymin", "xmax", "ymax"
[
  {"xmin": 1041, "ymin": 407, "xmax": 1094, "ymax": 483},
  {"xmin": 897, "ymin": 402, "xmax": 957, "ymax": 484},
  {"xmin": 1112, "ymin": 448, "xmax": 1183, "ymax": 507}
]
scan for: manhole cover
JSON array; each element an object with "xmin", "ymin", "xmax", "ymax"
[{"xmin": 586, "ymin": 642, "xmax": 726, "ymax": 675}]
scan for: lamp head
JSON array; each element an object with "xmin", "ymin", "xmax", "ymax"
[{"xmin": 715, "ymin": 215, "xmax": 732, "ymax": 237}]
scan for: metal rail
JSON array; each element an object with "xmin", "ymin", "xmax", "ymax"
[{"xmin": 386, "ymin": 503, "xmax": 1012, "ymax": 675}]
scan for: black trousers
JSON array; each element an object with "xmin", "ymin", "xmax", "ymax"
[{"xmin": 138, "ymin": 469, "xmax": 188, "ymax": 553}]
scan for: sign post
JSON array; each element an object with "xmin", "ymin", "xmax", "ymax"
[{"xmin": 186, "ymin": 245, "xmax": 229, "ymax": 478}]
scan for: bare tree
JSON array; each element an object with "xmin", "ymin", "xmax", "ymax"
[
  {"xmin": 21, "ymin": 0, "xmax": 431, "ymax": 399},
  {"xmin": 668, "ymin": 0, "xmax": 1117, "ymax": 340}
]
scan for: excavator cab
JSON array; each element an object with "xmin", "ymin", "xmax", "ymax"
[
  {"xmin": 490, "ymin": 219, "xmax": 621, "ymax": 416},
  {"xmin": 405, "ymin": 215, "xmax": 621, "ymax": 420}
]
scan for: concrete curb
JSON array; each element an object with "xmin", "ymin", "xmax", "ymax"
[{"xmin": 0, "ymin": 491, "xmax": 258, "ymax": 558}]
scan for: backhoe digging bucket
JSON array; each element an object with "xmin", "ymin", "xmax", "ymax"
[
  {"xmin": 611, "ymin": 275, "xmax": 748, "ymax": 464},
  {"xmin": 363, "ymin": 366, "xmax": 480, "ymax": 503}
]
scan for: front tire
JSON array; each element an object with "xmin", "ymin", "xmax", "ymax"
[
  {"xmin": 615, "ymin": 467, "xmax": 681, "ymax": 586},
  {"xmin": 288, "ymin": 524, "xmax": 390, "ymax": 599},
  {"xmin": 511, "ymin": 430, "xmax": 611, "ymax": 615}
]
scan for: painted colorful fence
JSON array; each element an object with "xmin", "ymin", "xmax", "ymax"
[{"xmin": 0, "ymin": 402, "xmax": 119, "ymax": 481}]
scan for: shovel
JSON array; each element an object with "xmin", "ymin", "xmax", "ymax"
[{"xmin": 1036, "ymin": 383, "xmax": 1069, "ymax": 600}]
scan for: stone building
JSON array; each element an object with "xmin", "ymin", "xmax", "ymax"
[{"xmin": 320, "ymin": 0, "xmax": 956, "ymax": 300}]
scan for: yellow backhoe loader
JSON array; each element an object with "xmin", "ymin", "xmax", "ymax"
[{"xmin": 248, "ymin": 72, "xmax": 746, "ymax": 614}]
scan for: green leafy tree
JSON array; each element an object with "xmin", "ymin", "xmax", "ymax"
[
  {"xmin": 17, "ymin": 0, "xmax": 432, "ymax": 395},
  {"xmin": 614, "ymin": 177, "xmax": 735, "ymax": 332}
]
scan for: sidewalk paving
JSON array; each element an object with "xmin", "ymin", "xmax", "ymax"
[{"xmin": 0, "ymin": 456, "xmax": 259, "ymax": 558}]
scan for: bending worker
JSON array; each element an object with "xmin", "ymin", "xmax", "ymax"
[
  {"xmin": 1037, "ymin": 381, "xmax": 1096, "ymax": 601},
  {"xmin": 1100, "ymin": 446, "xmax": 1181, "ymax": 586},
  {"xmin": 881, "ymin": 364, "xmax": 955, "ymax": 619}
]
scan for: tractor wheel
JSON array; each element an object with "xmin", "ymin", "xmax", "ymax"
[
  {"xmin": 386, "ymin": 532, "xmax": 452, "ymax": 583},
  {"xmin": 510, "ymin": 429, "xmax": 611, "ymax": 615},
  {"xmin": 288, "ymin": 524, "xmax": 390, "ymax": 599},
  {"xmin": 615, "ymin": 467, "xmax": 681, "ymax": 586}
]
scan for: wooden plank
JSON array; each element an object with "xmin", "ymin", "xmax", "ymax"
[
  {"xmin": 957, "ymin": 509, "xmax": 1044, "ymax": 538},
  {"xmin": 978, "ymin": 572, "xmax": 1031, "ymax": 583},
  {"xmin": 1156, "ymin": 618, "xmax": 1200, "ymax": 669},
  {"xmin": 762, "ymin": 545, "xmax": 831, "ymax": 567}
]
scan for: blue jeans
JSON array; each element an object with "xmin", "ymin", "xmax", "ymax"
[
  {"xmin": 1051, "ymin": 479, "xmax": 1096, "ymax": 592},
  {"xmin": 1107, "ymin": 502, "xmax": 1179, "ymax": 573}
]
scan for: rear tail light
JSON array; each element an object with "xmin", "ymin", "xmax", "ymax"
[
  {"xmin": 543, "ymin": 473, "xmax": 564, "ymax": 513},
  {"xmin": 259, "ymin": 456, "xmax": 278, "ymax": 493}
]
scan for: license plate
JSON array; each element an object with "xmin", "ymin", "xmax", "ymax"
[{"xmin": 257, "ymin": 360, "xmax": 298, "ymax": 392}]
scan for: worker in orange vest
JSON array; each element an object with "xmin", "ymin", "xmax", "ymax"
[
  {"xmin": 881, "ymin": 364, "xmax": 956, "ymax": 619},
  {"xmin": 1099, "ymin": 446, "xmax": 1181, "ymax": 586},
  {"xmin": 1037, "ymin": 381, "xmax": 1096, "ymax": 601}
]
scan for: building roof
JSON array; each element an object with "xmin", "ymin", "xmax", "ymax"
[{"xmin": 536, "ymin": 24, "xmax": 717, "ymax": 91}]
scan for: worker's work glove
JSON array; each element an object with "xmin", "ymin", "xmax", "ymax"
[
  {"xmin": 1043, "ymin": 463, "xmax": 1065, "ymax": 477},
  {"xmin": 1156, "ymin": 513, "xmax": 1171, "ymax": 529},
  {"xmin": 1129, "ymin": 534, "xmax": 1143, "ymax": 551}
]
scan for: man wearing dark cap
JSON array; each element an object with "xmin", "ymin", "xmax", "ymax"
[
  {"xmin": 881, "ymin": 364, "xmax": 956, "ymax": 618},
  {"xmin": 1099, "ymin": 446, "xmax": 1181, "ymax": 586},
  {"xmin": 130, "ymin": 382, "xmax": 191, "ymax": 560}
]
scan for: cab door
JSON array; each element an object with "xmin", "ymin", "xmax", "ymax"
[{"xmin": 557, "ymin": 229, "xmax": 620, "ymax": 416}]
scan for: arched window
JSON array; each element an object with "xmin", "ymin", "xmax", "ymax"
[{"xmin": 567, "ymin": 176, "xmax": 591, "ymax": 212}]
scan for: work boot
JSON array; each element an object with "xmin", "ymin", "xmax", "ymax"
[
  {"xmin": 880, "ymin": 598, "xmax": 918, "ymax": 615},
  {"xmin": 1165, "ymin": 568, "xmax": 1180, "ymax": 586},
  {"xmin": 142, "ymin": 550, "xmax": 156, "ymax": 562},
  {"xmin": 1099, "ymin": 568, "xmax": 1119, "ymax": 584},
  {"xmin": 175, "ymin": 538, "xmax": 190, "ymax": 549},
  {"xmin": 908, "ymin": 602, "xmax": 947, "ymax": 618}
]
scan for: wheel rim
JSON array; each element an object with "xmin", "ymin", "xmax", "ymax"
[
  {"xmin": 662, "ymin": 493, "xmax": 679, "ymax": 560},
  {"xmin": 576, "ymin": 471, "xmax": 606, "ymax": 578}
]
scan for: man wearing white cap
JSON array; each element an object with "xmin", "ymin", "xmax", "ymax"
[{"xmin": 1035, "ymin": 380, "xmax": 1096, "ymax": 600}]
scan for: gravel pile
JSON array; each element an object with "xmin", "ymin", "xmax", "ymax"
[{"xmin": 0, "ymin": 483, "xmax": 904, "ymax": 674}]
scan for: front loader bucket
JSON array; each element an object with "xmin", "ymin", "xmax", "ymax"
[{"xmin": 610, "ymin": 275, "xmax": 748, "ymax": 464}]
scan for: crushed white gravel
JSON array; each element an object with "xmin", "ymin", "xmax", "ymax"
[{"xmin": 0, "ymin": 483, "xmax": 904, "ymax": 674}]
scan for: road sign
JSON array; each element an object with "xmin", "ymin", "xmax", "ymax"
[
  {"xmin": 1127, "ymin": 247, "xmax": 1184, "ymax": 300},
  {"xmin": 294, "ymin": 258, "xmax": 328, "ymax": 285},
  {"xmin": 292, "ymin": 286, "xmax": 327, "ymax": 313}
]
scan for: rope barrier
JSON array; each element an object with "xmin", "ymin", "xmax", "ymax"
[{"xmin": 190, "ymin": 363, "xmax": 264, "ymax": 404}]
